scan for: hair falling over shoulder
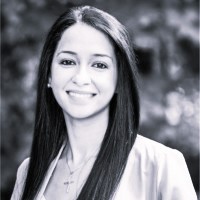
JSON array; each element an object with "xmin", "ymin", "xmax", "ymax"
[{"xmin": 21, "ymin": 5, "xmax": 140, "ymax": 200}]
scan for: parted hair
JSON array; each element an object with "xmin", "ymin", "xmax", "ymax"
[{"xmin": 21, "ymin": 5, "xmax": 140, "ymax": 200}]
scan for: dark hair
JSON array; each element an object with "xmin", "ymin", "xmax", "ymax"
[{"xmin": 22, "ymin": 5, "xmax": 140, "ymax": 200}]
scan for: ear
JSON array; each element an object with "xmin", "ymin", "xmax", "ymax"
[
  {"xmin": 47, "ymin": 76, "xmax": 52, "ymax": 88},
  {"xmin": 48, "ymin": 76, "xmax": 52, "ymax": 84}
]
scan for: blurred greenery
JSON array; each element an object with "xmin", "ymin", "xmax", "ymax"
[{"xmin": 1, "ymin": 0, "xmax": 199, "ymax": 199}]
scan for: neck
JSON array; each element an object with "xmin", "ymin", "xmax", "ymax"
[{"xmin": 63, "ymin": 108, "xmax": 109, "ymax": 167}]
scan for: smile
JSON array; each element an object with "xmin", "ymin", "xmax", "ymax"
[{"xmin": 67, "ymin": 91, "xmax": 96, "ymax": 98}]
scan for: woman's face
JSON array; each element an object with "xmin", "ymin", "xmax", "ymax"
[{"xmin": 50, "ymin": 23, "xmax": 117, "ymax": 120}]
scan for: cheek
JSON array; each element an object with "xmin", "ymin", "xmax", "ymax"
[
  {"xmin": 95, "ymin": 73, "xmax": 117, "ymax": 94},
  {"xmin": 51, "ymin": 70, "xmax": 71, "ymax": 87},
  {"xmin": 107, "ymin": 70, "xmax": 118, "ymax": 90}
]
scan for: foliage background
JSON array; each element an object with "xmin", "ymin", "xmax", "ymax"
[{"xmin": 1, "ymin": 0, "xmax": 199, "ymax": 199}]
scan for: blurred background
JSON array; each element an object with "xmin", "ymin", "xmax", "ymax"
[{"xmin": 1, "ymin": 0, "xmax": 199, "ymax": 199}]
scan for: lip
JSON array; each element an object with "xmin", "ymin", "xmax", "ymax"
[{"xmin": 66, "ymin": 90, "xmax": 97, "ymax": 98}]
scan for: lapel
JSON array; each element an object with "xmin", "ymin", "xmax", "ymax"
[{"xmin": 35, "ymin": 143, "xmax": 66, "ymax": 199}]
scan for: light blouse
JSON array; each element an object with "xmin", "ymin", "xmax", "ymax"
[{"xmin": 11, "ymin": 135, "xmax": 197, "ymax": 200}]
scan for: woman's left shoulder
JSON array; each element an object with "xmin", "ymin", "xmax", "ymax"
[
  {"xmin": 133, "ymin": 134, "xmax": 183, "ymax": 160},
  {"xmin": 132, "ymin": 134, "xmax": 197, "ymax": 200}
]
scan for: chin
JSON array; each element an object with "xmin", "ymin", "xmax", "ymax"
[
  {"xmin": 62, "ymin": 107, "xmax": 93, "ymax": 119},
  {"xmin": 63, "ymin": 105, "xmax": 110, "ymax": 121}
]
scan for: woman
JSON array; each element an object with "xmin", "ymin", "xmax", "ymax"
[{"xmin": 11, "ymin": 5, "xmax": 197, "ymax": 200}]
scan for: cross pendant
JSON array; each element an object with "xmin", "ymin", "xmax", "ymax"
[{"xmin": 64, "ymin": 180, "xmax": 74, "ymax": 193}]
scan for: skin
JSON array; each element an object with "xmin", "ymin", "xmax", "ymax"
[
  {"xmin": 45, "ymin": 23, "xmax": 118, "ymax": 200},
  {"xmin": 50, "ymin": 23, "xmax": 117, "ymax": 121}
]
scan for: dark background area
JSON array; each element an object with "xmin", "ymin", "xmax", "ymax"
[{"xmin": 1, "ymin": 0, "xmax": 199, "ymax": 199}]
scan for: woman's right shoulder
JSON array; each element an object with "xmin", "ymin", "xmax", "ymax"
[
  {"xmin": 11, "ymin": 158, "xmax": 30, "ymax": 200},
  {"xmin": 16, "ymin": 157, "xmax": 30, "ymax": 183}
]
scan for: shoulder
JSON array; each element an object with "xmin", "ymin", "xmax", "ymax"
[
  {"xmin": 131, "ymin": 134, "xmax": 197, "ymax": 199},
  {"xmin": 11, "ymin": 158, "xmax": 30, "ymax": 200},
  {"xmin": 131, "ymin": 134, "xmax": 188, "ymax": 179},
  {"xmin": 133, "ymin": 134, "xmax": 182, "ymax": 162},
  {"xmin": 16, "ymin": 158, "xmax": 30, "ymax": 184}
]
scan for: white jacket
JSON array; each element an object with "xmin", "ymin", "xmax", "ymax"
[{"xmin": 11, "ymin": 135, "xmax": 197, "ymax": 200}]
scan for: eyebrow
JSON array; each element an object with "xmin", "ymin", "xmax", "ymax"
[
  {"xmin": 93, "ymin": 53, "xmax": 113, "ymax": 61},
  {"xmin": 56, "ymin": 51, "xmax": 76, "ymax": 57},
  {"xmin": 56, "ymin": 51, "xmax": 113, "ymax": 61}
]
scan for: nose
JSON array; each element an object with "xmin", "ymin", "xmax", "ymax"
[{"xmin": 71, "ymin": 66, "xmax": 92, "ymax": 86}]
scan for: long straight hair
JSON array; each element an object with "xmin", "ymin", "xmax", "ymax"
[{"xmin": 21, "ymin": 5, "xmax": 140, "ymax": 200}]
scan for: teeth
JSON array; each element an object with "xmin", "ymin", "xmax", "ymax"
[{"xmin": 68, "ymin": 92, "xmax": 93, "ymax": 98}]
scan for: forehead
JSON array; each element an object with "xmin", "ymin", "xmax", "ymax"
[{"xmin": 55, "ymin": 22, "xmax": 115, "ymax": 56}]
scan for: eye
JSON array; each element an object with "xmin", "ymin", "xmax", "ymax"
[
  {"xmin": 92, "ymin": 62, "xmax": 108, "ymax": 69},
  {"xmin": 60, "ymin": 59, "xmax": 76, "ymax": 66}
]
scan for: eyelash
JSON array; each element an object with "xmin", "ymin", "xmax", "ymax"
[
  {"xmin": 92, "ymin": 62, "xmax": 108, "ymax": 69},
  {"xmin": 60, "ymin": 59, "xmax": 76, "ymax": 66},
  {"xmin": 59, "ymin": 59, "xmax": 108, "ymax": 70}
]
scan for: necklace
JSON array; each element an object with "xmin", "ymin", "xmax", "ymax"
[
  {"xmin": 64, "ymin": 147, "xmax": 100, "ymax": 194},
  {"xmin": 64, "ymin": 160, "xmax": 84, "ymax": 193}
]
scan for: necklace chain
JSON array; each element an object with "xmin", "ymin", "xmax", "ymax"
[{"xmin": 64, "ymin": 147, "xmax": 100, "ymax": 195}]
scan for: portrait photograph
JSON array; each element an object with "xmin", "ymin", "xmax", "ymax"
[{"xmin": 1, "ymin": 0, "xmax": 199, "ymax": 199}]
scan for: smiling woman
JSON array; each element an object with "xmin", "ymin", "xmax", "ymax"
[
  {"xmin": 11, "ymin": 5, "xmax": 197, "ymax": 200},
  {"xmin": 50, "ymin": 23, "xmax": 117, "ymax": 120}
]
